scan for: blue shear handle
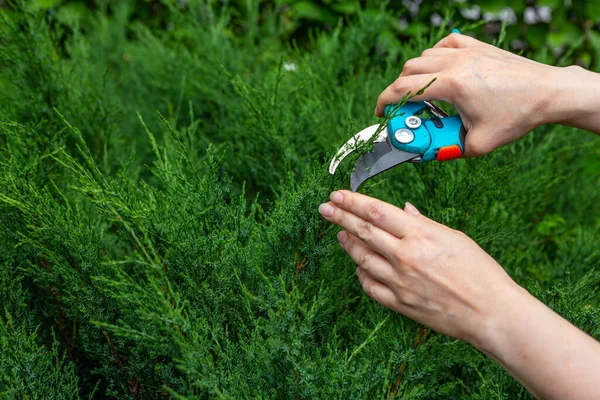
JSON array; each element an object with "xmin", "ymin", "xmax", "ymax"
[
  {"xmin": 421, "ymin": 28, "xmax": 465, "ymax": 162},
  {"xmin": 383, "ymin": 101, "xmax": 466, "ymax": 162},
  {"xmin": 421, "ymin": 115, "xmax": 465, "ymax": 162}
]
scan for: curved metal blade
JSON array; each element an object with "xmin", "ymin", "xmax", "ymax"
[
  {"xmin": 350, "ymin": 139, "xmax": 418, "ymax": 191},
  {"xmin": 329, "ymin": 124, "xmax": 387, "ymax": 174},
  {"xmin": 423, "ymin": 100, "xmax": 448, "ymax": 118}
]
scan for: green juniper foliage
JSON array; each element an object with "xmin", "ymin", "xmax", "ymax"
[{"xmin": 1, "ymin": 1, "xmax": 599, "ymax": 398}]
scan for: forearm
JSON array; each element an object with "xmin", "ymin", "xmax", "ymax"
[
  {"xmin": 473, "ymin": 284, "xmax": 600, "ymax": 400},
  {"xmin": 546, "ymin": 65, "xmax": 600, "ymax": 135}
]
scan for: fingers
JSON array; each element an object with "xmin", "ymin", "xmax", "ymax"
[
  {"xmin": 337, "ymin": 230, "xmax": 396, "ymax": 283},
  {"xmin": 399, "ymin": 56, "xmax": 445, "ymax": 78},
  {"xmin": 375, "ymin": 74, "xmax": 450, "ymax": 117},
  {"xmin": 420, "ymin": 47, "xmax": 458, "ymax": 58},
  {"xmin": 319, "ymin": 201, "xmax": 401, "ymax": 261},
  {"xmin": 327, "ymin": 190, "xmax": 417, "ymax": 239},
  {"xmin": 374, "ymin": 33, "xmax": 483, "ymax": 117},
  {"xmin": 355, "ymin": 267, "xmax": 397, "ymax": 309}
]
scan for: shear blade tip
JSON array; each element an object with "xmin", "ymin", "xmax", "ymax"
[{"xmin": 350, "ymin": 175, "xmax": 362, "ymax": 192}]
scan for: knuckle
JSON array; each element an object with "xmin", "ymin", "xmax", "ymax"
[
  {"xmin": 392, "ymin": 78, "xmax": 406, "ymax": 94},
  {"xmin": 343, "ymin": 191, "xmax": 355, "ymax": 208},
  {"xmin": 410, "ymin": 224, "xmax": 429, "ymax": 242},
  {"xmin": 399, "ymin": 291, "xmax": 420, "ymax": 307},
  {"xmin": 389, "ymin": 249, "xmax": 404, "ymax": 265},
  {"xmin": 356, "ymin": 220, "xmax": 374, "ymax": 242},
  {"xmin": 359, "ymin": 252, "xmax": 374, "ymax": 270},
  {"xmin": 420, "ymin": 48, "xmax": 434, "ymax": 57},
  {"xmin": 365, "ymin": 202, "xmax": 385, "ymax": 225},
  {"xmin": 364, "ymin": 282, "xmax": 378, "ymax": 301},
  {"xmin": 434, "ymin": 35, "xmax": 453, "ymax": 48},
  {"xmin": 394, "ymin": 241, "xmax": 424, "ymax": 270},
  {"xmin": 448, "ymin": 32, "xmax": 463, "ymax": 46},
  {"xmin": 433, "ymin": 38, "xmax": 445, "ymax": 48},
  {"xmin": 400, "ymin": 252, "xmax": 419, "ymax": 271},
  {"xmin": 401, "ymin": 58, "xmax": 418, "ymax": 74}
]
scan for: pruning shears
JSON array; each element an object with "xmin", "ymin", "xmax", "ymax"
[
  {"xmin": 329, "ymin": 29, "xmax": 466, "ymax": 191},
  {"xmin": 329, "ymin": 100, "xmax": 466, "ymax": 191}
]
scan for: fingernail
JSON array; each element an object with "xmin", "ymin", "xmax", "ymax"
[
  {"xmin": 337, "ymin": 230, "xmax": 348, "ymax": 243},
  {"xmin": 318, "ymin": 203, "xmax": 335, "ymax": 218},
  {"xmin": 330, "ymin": 191, "xmax": 343, "ymax": 205},
  {"xmin": 404, "ymin": 202, "xmax": 420, "ymax": 215},
  {"xmin": 374, "ymin": 107, "xmax": 378, "ymax": 116},
  {"xmin": 356, "ymin": 267, "xmax": 361, "ymax": 277}
]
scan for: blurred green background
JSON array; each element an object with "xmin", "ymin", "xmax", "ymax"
[
  {"xmin": 22, "ymin": 0, "xmax": 600, "ymax": 69},
  {"xmin": 1, "ymin": 0, "xmax": 599, "ymax": 398}
]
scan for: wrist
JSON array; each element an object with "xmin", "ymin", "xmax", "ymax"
[
  {"xmin": 465, "ymin": 277, "xmax": 600, "ymax": 400},
  {"xmin": 540, "ymin": 65, "xmax": 600, "ymax": 131},
  {"xmin": 467, "ymin": 281, "xmax": 534, "ymax": 362}
]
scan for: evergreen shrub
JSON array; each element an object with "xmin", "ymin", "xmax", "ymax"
[{"xmin": 0, "ymin": 2, "xmax": 599, "ymax": 398}]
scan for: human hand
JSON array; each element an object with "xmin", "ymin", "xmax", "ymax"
[
  {"xmin": 319, "ymin": 190, "xmax": 600, "ymax": 399},
  {"xmin": 318, "ymin": 190, "xmax": 521, "ymax": 345},
  {"xmin": 375, "ymin": 33, "xmax": 599, "ymax": 156}
]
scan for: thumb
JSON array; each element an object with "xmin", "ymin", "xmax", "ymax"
[{"xmin": 462, "ymin": 128, "xmax": 496, "ymax": 158}]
